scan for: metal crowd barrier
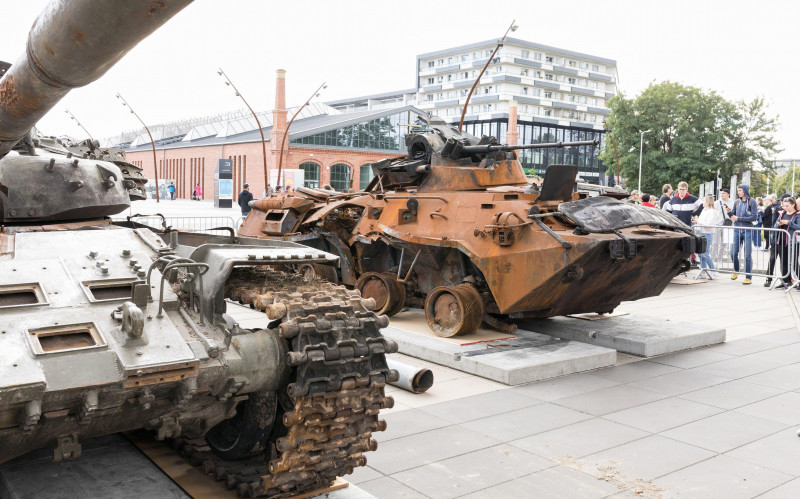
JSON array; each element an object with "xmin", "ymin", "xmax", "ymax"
[
  {"xmin": 112, "ymin": 215, "xmax": 237, "ymax": 235},
  {"xmin": 692, "ymin": 224, "xmax": 790, "ymax": 286},
  {"xmin": 786, "ymin": 232, "xmax": 800, "ymax": 293}
]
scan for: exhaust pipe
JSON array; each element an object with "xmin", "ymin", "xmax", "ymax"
[{"xmin": 387, "ymin": 358, "xmax": 434, "ymax": 394}]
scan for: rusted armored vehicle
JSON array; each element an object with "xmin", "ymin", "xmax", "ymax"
[
  {"xmin": 0, "ymin": 1, "xmax": 396, "ymax": 497},
  {"xmin": 239, "ymin": 116, "xmax": 704, "ymax": 336}
]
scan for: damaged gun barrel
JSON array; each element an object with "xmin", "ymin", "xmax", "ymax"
[
  {"xmin": 387, "ymin": 358, "xmax": 434, "ymax": 394},
  {"xmin": 0, "ymin": 0, "xmax": 193, "ymax": 158},
  {"xmin": 460, "ymin": 139, "xmax": 600, "ymax": 154}
]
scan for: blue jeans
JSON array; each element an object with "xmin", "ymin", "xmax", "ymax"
[
  {"xmin": 699, "ymin": 232, "xmax": 715, "ymax": 270},
  {"xmin": 754, "ymin": 224, "xmax": 762, "ymax": 247},
  {"xmin": 731, "ymin": 229, "xmax": 753, "ymax": 278}
]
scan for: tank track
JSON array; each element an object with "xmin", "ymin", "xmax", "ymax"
[{"xmin": 172, "ymin": 273, "xmax": 398, "ymax": 497}]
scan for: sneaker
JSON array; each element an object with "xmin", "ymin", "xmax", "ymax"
[
  {"xmin": 743, "ymin": 278, "xmax": 752, "ymax": 285},
  {"xmin": 764, "ymin": 279, "xmax": 772, "ymax": 288},
  {"xmin": 731, "ymin": 273, "xmax": 739, "ymax": 280},
  {"xmin": 775, "ymin": 281, "xmax": 787, "ymax": 289},
  {"xmin": 710, "ymin": 272, "xmax": 719, "ymax": 279}
]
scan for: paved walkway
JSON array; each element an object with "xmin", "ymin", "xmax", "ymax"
[{"xmin": 142, "ymin": 200, "xmax": 800, "ymax": 498}]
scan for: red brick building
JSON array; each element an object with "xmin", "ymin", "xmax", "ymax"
[{"xmin": 123, "ymin": 70, "xmax": 425, "ymax": 200}]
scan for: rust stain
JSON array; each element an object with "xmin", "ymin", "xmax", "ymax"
[{"xmin": 72, "ymin": 28, "xmax": 87, "ymax": 44}]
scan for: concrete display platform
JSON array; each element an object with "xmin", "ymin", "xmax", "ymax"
[
  {"xmin": 382, "ymin": 322, "xmax": 617, "ymax": 386},
  {"xmin": 520, "ymin": 314, "xmax": 726, "ymax": 357}
]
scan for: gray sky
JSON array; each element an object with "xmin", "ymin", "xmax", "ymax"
[{"xmin": 2, "ymin": 0, "xmax": 797, "ymax": 158}]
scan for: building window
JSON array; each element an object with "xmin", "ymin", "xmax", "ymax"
[
  {"xmin": 485, "ymin": 49, "xmax": 492, "ymax": 56},
  {"xmin": 426, "ymin": 94, "xmax": 433, "ymax": 101},
  {"xmin": 461, "ymin": 54, "xmax": 468, "ymax": 62},
  {"xmin": 484, "ymin": 85, "xmax": 493, "ymax": 94},
  {"xmin": 291, "ymin": 113, "xmax": 402, "ymax": 151},
  {"xmin": 462, "ymin": 71, "xmax": 469, "ymax": 79},
  {"xmin": 437, "ymin": 76, "xmax": 443, "ymax": 83},
  {"xmin": 545, "ymin": 73, "xmax": 553, "ymax": 80},
  {"xmin": 437, "ymin": 59, "xmax": 444, "ymax": 66},
  {"xmin": 592, "ymin": 64, "xmax": 599, "ymax": 71},
  {"xmin": 521, "ymin": 69, "xmax": 529, "ymax": 76},
  {"xmin": 555, "ymin": 75, "xmax": 564, "ymax": 82},
  {"xmin": 359, "ymin": 164, "xmax": 373, "ymax": 190},
  {"xmin": 299, "ymin": 161, "xmax": 320, "ymax": 188},
  {"xmin": 580, "ymin": 62, "xmax": 589, "ymax": 69},
  {"xmin": 544, "ymin": 109, "xmax": 552, "ymax": 117},
  {"xmin": 460, "ymin": 89, "xmax": 468, "ymax": 96},
  {"xmin": 568, "ymin": 77, "xmax": 576, "ymax": 84},
  {"xmin": 427, "ymin": 61, "xmax": 434, "ymax": 68},
  {"xmin": 521, "ymin": 49, "xmax": 530, "ymax": 58},
  {"xmin": 522, "ymin": 87, "xmax": 528, "ymax": 95},
  {"xmin": 534, "ymin": 52, "xmax": 542, "ymax": 61},
  {"xmin": 330, "ymin": 164, "xmax": 350, "ymax": 192},
  {"xmin": 448, "ymin": 57, "xmax": 453, "ymax": 64},
  {"xmin": 533, "ymin": 88, "xmax": 541, "ymax": 96},
  {"xmin": 545, "ymin": 56, "xmax": 553, "ymax": 63},
  {"xmin": 447, "ymin": 74, "xmax": 452, "ymax": 82},
  {"xmin": 483, "ymin": 104, "xmax": 492, "ymax": 112},
  {"xmin": 437, "ymin": 92, "xmax": 444, "ymax": 100},
  {"xmin": 427, "ymin": 77, "xmax": 434, "ymax": 84},
  {"xmin": 544, "ymin": 91, "xmax": 552, "ymax": 99}
]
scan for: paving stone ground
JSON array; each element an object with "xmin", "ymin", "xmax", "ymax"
[{"xmin": 140, "ymin": 201, "xmax": 800, "ymax": 497}]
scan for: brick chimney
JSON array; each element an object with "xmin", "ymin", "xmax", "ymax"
[
  {"xmin": 507, "ymin": 100, "xmax": 519, "ymax": 146},
  {"xmin": 270, "ymin": 70, "xmax": 288, "ymax": 185}
]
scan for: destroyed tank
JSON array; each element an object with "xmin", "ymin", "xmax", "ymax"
[
  {"xmin": 239, "ymin": 115, "xmax": 705, "ymax": 337},
  {"xmin": 0, "ymin": 1, "xmax": 396, "ymax": 497}
]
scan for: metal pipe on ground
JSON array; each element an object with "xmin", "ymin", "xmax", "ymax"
[{"xmin": 386, "ymin": 358, "xmax": 434, "ymax": 394}]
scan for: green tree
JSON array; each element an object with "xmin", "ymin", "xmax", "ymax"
[{"xmin": 601, "ymin": 82, "xmax": 781, "ymax": 195}]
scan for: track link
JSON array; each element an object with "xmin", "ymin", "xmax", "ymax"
[{"xmin": 176, "ymin": 270, "xmax": 398, "ymax": 497}]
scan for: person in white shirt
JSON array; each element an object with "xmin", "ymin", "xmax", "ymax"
[
  {"xmin": 696, "ymin": 195, "xmax": 724, "ymax": 278},
  {"xmin": 712, "ymin": 188, "xmax": 735, "ymax": 260}
]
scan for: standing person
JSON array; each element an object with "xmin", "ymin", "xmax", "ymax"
[
  {"xmin": 713, "ymin": 188, "xmax": 735, "ymax": 261},
  {"xmin": 627, "ymin": 190, "xmax": 641, "ymax": 204},
  {"xmin": 238, "ymin": 183, "xmax": 253, "ymax": 217},
  {"xmin": 753, "ymin": 197, "xmax": 764, "ymax": 248},
  {"xmin": 728, "ymin": 184, "xmax": 759, "ymax": 284},
  {"xmin": 663, "ymin": 181, "xmax": 703, "ymax": 226},
  {"xmin": 168, "ymin": 182, "xmax": 175, "ymax": 200},
  {"xmin": 641, "ymin": 193, "xmax": 655, "ymax": 208},
  {"xmin": 193, "ymin": 183, "xmax": 202, "ymax": 201},
  {"xmin": 771, "ymin": 197, "xmax": 800, "ymax": 288},
  {"xmin": 659, "ymin": 184, "xmax": 673, "ymax": 208},
  {"xmin": 696, "ymin": 195, "xmax": 723, "ymax": 278},
  {"xmin": 765, "ymin": 194, "xmax": 787, "ymax": 287},
  {"xmin": 763, "ymin": 194, "xmax": 777, "ymax": 252}
]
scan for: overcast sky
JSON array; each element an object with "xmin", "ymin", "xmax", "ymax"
[{"xmin": 2, "ymin": 0, "xmax": 797, "ymax": 158}]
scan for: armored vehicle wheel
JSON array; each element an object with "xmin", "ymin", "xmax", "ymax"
[
  {"xmin": 356, "ymin": 272, "xmax": 404, "ymax": 317},
  {"xmin": 425, "ymin": 284, "xmax": 483, "ymax": 337},
  {"xmin": 381, "ymin": 272, "xmax": 406, "ymax": 316},
  {"xmin": 206, "ymin": 392, "xmax": 278, "ymax": 460},
  {"xmin": 297, "ymin": 263, "xmax": 339, "ymax": 284}
]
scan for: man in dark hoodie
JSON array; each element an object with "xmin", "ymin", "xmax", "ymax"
[{"xmin": 728, "ymin": 184, "xmax": 758, "ymax": 284}]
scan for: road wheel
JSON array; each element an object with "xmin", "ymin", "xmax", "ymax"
[
  {"xmin": 355, "ymin": 272, "xmax": 404, "ymax": 316},
  {"xmin": 424, "ymin": 284, "xmax": 483, "ymax": 337}
]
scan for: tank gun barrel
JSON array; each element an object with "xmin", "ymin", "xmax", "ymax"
[
  {"xmin": 460, "ymin": 139, "xmax": 599, "ymax": 155},
  {"xmin": 0, "ymin": 0, "xmax": 193, "ymax": 158}
]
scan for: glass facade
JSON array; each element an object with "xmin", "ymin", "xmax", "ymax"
[
  {"xmin": 299, "ymin": 161, "xmax": 320, "ymax": 188},
  {"xmin": 462, "ymin": 119, "xmax": 608, "ymax": 185},
  {"xmin": 330, "ymin": 163, "xmax": 351, "ymax": 191},
  {"xmin": 359, "ymin": 164, "xmax": 373, "ymax": 190},
  {"xmin": 290, "ymin": 112, "xmax": 404, "ymax": 151}
]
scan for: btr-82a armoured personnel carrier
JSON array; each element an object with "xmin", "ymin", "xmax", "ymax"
[
  {"xmin": 0, "ymin": 1, "xmax": 396, "ymax": 497},
  {"xmin": 239, "ymin": 116, "xmax": 704, "ymax": 337}
]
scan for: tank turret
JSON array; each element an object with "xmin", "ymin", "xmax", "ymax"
[{"xmin": 0, "ymin": 0, "xmax": 191, "ymax": 222}]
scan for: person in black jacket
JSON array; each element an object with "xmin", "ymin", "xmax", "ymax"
[
  {"xmin": 238, "ymin": 183, "xmax": 254, "ymax": 217},
  {"xmin": 770, "ymin": 197, "xmax": 800, "ymax": 288},
  {"xmin": 762, "ymin": 194, "xmax": 778, "ymax": 252},
  {"xmin": 659, "ymin": 183, "xmax": 673, "ymax": 209}
]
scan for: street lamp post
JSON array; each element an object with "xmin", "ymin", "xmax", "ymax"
[
  {"xmin": 638, "ymin": 129, "xmax": 651, "ymax": 194},
  {"xmin": 276, "ymin": 82, "xmax": 327, "ymax": 191},
  {"xmin": 64, "ymin": 109, "xmax": 93, "ymax": 141},
  {"xmin": 116, "ymin": 93, "xmax": 159, "ymax": 202},
  {"xmin": 217, "ymin": 68, "xmax": 268, "ymax": 197},
  {"xmin": 458, "ymin": 20, "xmax": 518, "ymax": 132}
]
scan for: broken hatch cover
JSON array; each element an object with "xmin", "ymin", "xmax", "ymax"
[{"xmin": 558, "ymin": 196, "xmax": 690, "ymax": 233}]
